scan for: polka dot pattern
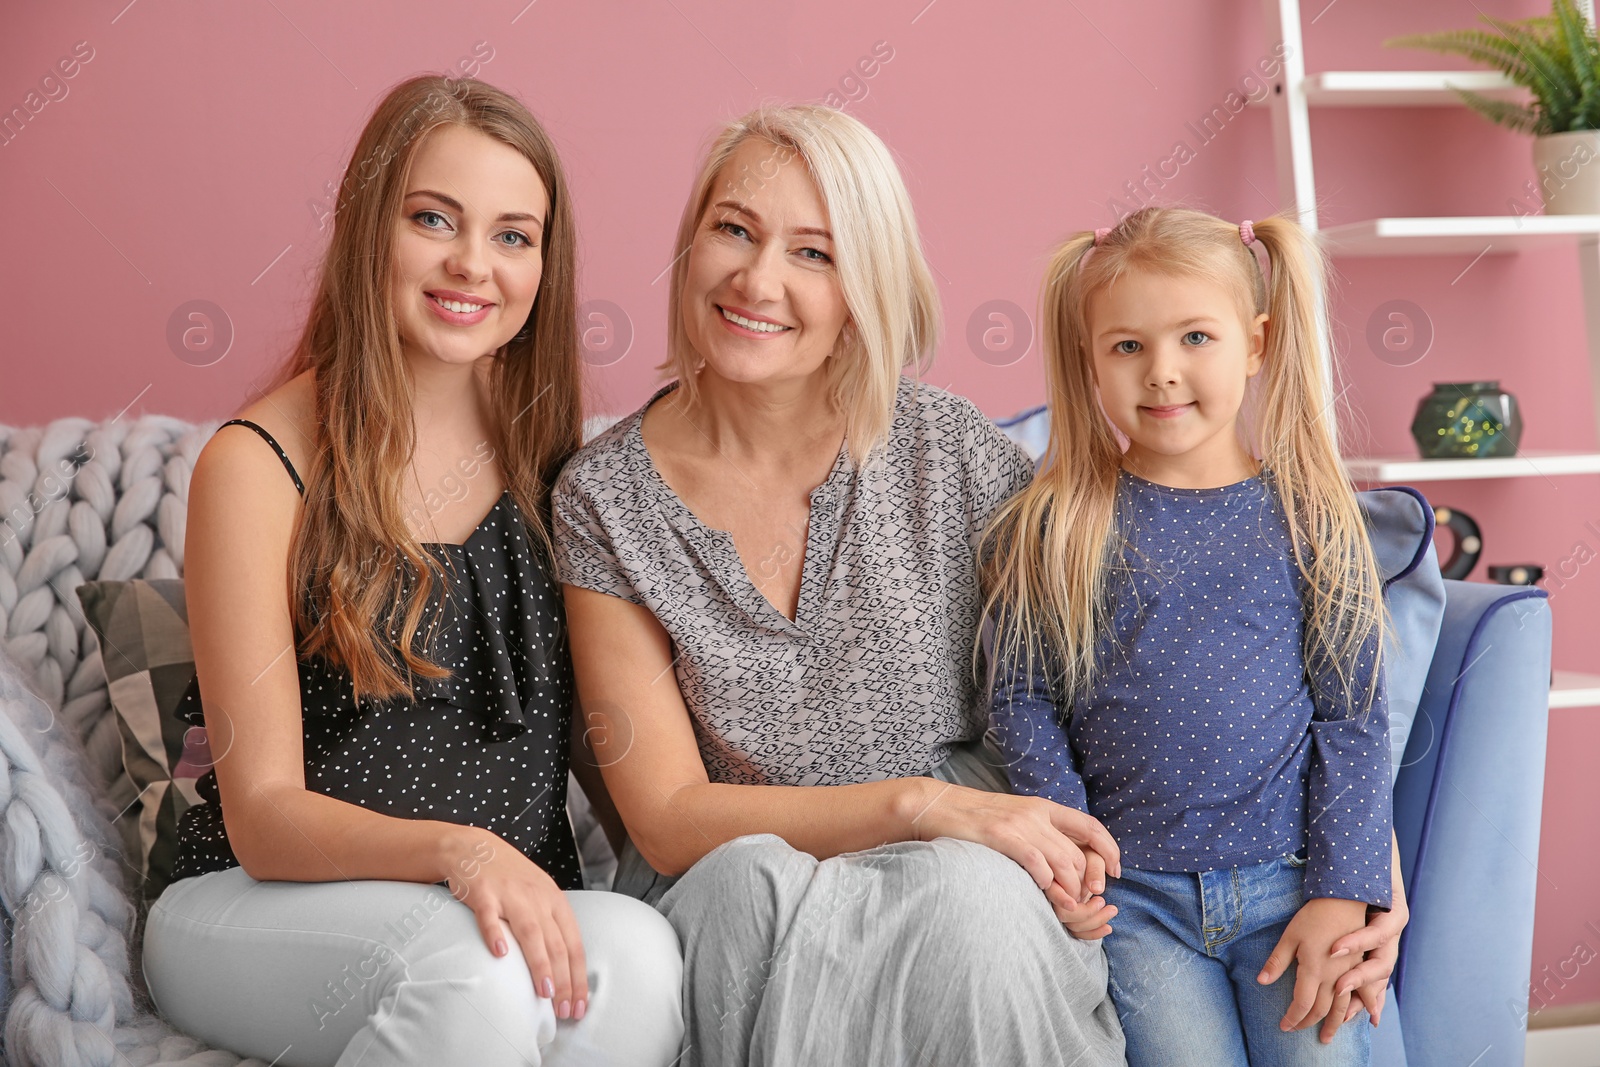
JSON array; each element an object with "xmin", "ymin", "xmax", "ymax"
[
  {"xmin": 170, "ymin": 434, "xmax": 581, "ymax": 891},
  {"xmin": 991, "ymin": 468, "xmax": 1392, "ymax": 907}
]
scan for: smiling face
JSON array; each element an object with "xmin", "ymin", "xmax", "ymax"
[
  {"xmin": 390, "ymin": 124, "xmax": 549, "ymax": 371},
  {"xmin": 679, "ymin": 137, "xmax": 851, "ymax": 390},
  {"xmin": 1087, "ymin": 266, "xmax": 1268, "ymax": 486}
]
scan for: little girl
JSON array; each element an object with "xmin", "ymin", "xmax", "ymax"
[{"xmin": 982, "ymin": 206, "xmax": 1393, "ymax": 1066}]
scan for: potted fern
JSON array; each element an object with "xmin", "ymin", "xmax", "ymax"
[{"xmin": 1387, "ymin": 0, "xmax": 1600, "ymax": 214}]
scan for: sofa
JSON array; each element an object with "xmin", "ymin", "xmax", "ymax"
[{"xmin": 0, "ymin": 407, "xmax": 1554, "ymax": 1067}]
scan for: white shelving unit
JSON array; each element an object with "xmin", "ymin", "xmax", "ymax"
[
  {"xmin": 1261, "ymin": 0, "xmax": 1600, "ymax": 472},
  {"xmin": 1345, "ymin": 451, "xmax": 1600, "ymax": 482},
  {"xmin": 1260, "ymin": 0, "xmax": 1600, "ymax": 724},
  {"xmin": 1321, "ymin": 214, "xmax": 1600, "ymax": 256},
  {"xmin": 1551, "ymin": 670, "xmax": 1600, "ymax": 710},
  {"xmin": 1302, "ymin": 69, "xmax": 1524, "ymax": 107},
  {"xmin": 1526, "ymin": 1021, "xmax": 1600, "ymax": 1067}
]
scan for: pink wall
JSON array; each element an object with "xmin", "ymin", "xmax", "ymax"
[{"xmin": 3, "ymin": 0, "xmax": 1596, "ymax": 1008}]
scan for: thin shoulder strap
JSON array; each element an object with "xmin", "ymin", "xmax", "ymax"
[{"xmin": 219, "ymin": 418, "xmax": 305, "ymax": 496}]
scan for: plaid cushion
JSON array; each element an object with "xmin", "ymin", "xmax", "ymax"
[{"xmin": 75, "ymin": 579, "xmax": 212, "ymax": 901}]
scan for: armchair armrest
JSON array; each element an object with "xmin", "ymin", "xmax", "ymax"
[{"xmin": 1391, "ymin": 579, "xmax": 1551, "ymax": 1067}]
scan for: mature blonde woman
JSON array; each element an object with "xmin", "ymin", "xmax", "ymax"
[{"xmin": 552, "ymin": 106, "xmax": 1126, "ymax": 1065}]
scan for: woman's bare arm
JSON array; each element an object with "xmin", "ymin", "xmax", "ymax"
[
  {"xmin": 189, "ymin": 422, "xmax": 593, "ymax": 1007},
  {"xmin": 568, "ymin": 699, "xmax": 628, "ymax": 859},
  {"xmin": 187, "ymin": 425, "xmax": 487, "ymax": 885},
  {"xmin": 562, "ymin": 584, "xmax": 1119, "ymax": 896}
]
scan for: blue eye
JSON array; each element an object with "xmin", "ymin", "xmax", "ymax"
[
  {"xmin": 1114, "ymin": 339, "xmax": 1141, "ymax": 355},
  {"xmin": 798, "ymin": 247, "xmax": 833, "ymax": 264},
  {"xmin": 1183, "ymin": 330, "xmax": 1212, "ymax": 346},
  {"xmin": 717, "ymin": 221, "xmax": 751, "ymax": 240},
  {"xmin": 414, "ymin": 211, "xmax": 529, "ymax": 248}
]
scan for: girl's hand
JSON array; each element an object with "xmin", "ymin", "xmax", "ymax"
[
  {"xmin": 1047, "ymin": 848, "xmax": 1118, "ymax": 938},
  {"xmin": 909, "ymin": 782, "xmax": 1121, "ymax": 902},
  {"xmin": 1256, "ymin": 897, "xmax": 1367, "ymax": 1039},
  {"xmin": 1053, "ymin": 881, "xmax": 1118, "ymax": 939},
  {"xmin": 444, "ymin": 827, "xmax": 590, "ymax": 1021},
  {"xmin": 1057, "ymin": 897, "xmax": 1117, "ymax": 939},
  {"xmin": 1328, "ymin": 833, "xmax": 1410, "ymax": 1032}
]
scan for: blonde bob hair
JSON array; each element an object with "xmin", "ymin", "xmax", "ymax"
[{"xmin": 659, "ymin": 104, "xmax": 940, "ymax": 462}]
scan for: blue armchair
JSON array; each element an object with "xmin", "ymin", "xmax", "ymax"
[{"xmin": 1377, "ymin": 576, "xmax": 1552, "ymax": 1067}]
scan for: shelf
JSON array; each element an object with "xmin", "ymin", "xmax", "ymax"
[
  {"xmin": 1302, "ymin": 70, "xmax": 1523, "ymax": 107},
  {"xmin": 1526, "ymin": 1020, "xmax": 1600, "ymax": 1066},
  {"xmin": 1551, "ymin": 670, "xmax": 1600, "ymax": 709},
  {"xmin": 1319, "ymin": 216, "xmax": 1600, "ymax": 256},
  {"xmin": 1345, "ymin": 451, "xmax": 1600, "ymax": 482}
]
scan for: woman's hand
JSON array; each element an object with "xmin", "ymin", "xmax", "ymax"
[
  {"xmin": 906, "ymin": 781, "xmax": 1121, "ymax": 903},
  {"xmin": 1326, "ymin": 832, "xmax": 1410, "ymax": 1034},
  {"xmin": 1329, "ymin": 893, "xmax": 1409, "ymax": 1028},
  {"xmin": 443, "ymin": 826, "xmax": 590, "ymax": 1021}
]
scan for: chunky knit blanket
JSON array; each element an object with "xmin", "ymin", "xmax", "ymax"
[
  {"xmin": 0, "ymin": 413, "xmax": 619, "ymax": 1066},
  {"xmin": 0, "ymin": 413, "xmax": 268, "ymax": 1065},
  {"xmin": 1, "ymin": 417, "xmax": 201, "ymax": 813},
  {"xmin": 0, "ymin": 645, "xmax": 264, "ymax": 1066}
]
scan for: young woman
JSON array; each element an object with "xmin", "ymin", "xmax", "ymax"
[{"xmin": 141, "ymin": 75, "xmax": 682, "ymax": 1067}]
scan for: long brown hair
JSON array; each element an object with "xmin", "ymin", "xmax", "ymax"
[
  {"xmin": 255, "ymin": 75, "xmax": 582, "ymax": 703},
  {"xmin": 980, "ymin": 206, "xmax": 1387, "ymax": 721}
]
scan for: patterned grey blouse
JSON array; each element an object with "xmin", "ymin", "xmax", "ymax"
[{"xmin": 551, "ymin": 376, "xmax": 1035, "ymax": 787}]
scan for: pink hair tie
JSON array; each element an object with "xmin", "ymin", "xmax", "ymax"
[
  {"xmin": 1093, "ymin": 227, "xmax": 1112, "ymax": 246},
  {"xmin": 1239, "ymin": 219, "xmax": 1256, "ymax": 246}
]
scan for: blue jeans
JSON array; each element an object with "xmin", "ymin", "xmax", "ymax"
[{"xmin": 1100, "ymin": 852, "xmax": 1370, "ymax": 1067}]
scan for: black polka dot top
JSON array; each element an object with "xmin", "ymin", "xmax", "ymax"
[{"xmin": 168, "ymin": 419, "xmax": 581, "ymax": 891}]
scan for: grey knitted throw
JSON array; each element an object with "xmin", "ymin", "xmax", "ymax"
[{"xmin": 0, "ymin": 408, "xmax": 262, "ymax": 1065}]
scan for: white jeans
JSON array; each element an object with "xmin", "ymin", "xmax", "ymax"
[{"xmin": 143, "ymin": 866, "xmax": 684, "ymax": 1067}]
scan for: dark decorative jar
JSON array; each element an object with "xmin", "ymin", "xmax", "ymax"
[
  {"xmin": 1410, "ymin": 381, "xmax": 1522, "ymax": 460},
  {"xmin": 1488, "ymin": 564, "xmax": 1545, "ymax": 587}
]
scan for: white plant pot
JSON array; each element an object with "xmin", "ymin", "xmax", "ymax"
[{"xmin": 1534, "ymin": 130, "xmax": 1600, "ymax": 214}]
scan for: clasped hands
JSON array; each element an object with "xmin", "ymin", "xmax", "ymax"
[
  {"xmin": 1052, "ymin": 841, "xmax": 1406, "ymax": 1045},
  {"xmin": 913, "ymin": 784, "xmax": 1404, "ymax": 1047}
]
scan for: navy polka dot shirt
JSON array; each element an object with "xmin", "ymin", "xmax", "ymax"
[{"xmin": 991, "ymin": 468, "xmax": 1393, "ymax": 907}]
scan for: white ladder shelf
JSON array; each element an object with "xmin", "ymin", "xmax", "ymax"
[{"xmin": 1260, "ymin": 0, "xmax": 1600, "ymax": 477}]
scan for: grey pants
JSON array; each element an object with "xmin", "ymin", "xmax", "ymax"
[
  {"xmin": 614, "ymin": 738, "xmax": 1128, "ymax": 1067},
  {"xmin": 143, "ymin": 867, "xmax": 684, "ymax": 1067}
]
